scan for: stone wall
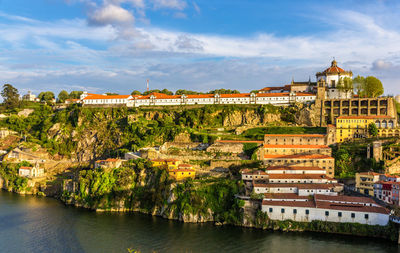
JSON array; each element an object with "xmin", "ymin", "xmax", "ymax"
[
  {"xmin": 319, "ymin": 97, "xmax": 397, "ymax": 126},
  {"xmin": 206, "ymin": 142, "xmax": 244, "ymax": 154}
]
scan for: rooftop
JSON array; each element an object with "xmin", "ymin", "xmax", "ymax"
[
  {"xmin": 264, "ymin": 134, "xmax": 325, "ymax": 137},
  {"xmin": 266, "ymin": 166, "xmax": 325, "ymax": 171},
  {"xmin": 337, "ymin": 115, "xmax": 394, "ymax": 120},
  {"xmin": 263, "ymin": 144, "xmax": 330, "ymax": 149},
  {"xmin": 263, "ymin": 154, "xmax": 334, "ymax": 160}
]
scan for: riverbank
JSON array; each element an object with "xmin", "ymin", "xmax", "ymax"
[
  {"xmin": 1, "ymin": 190, "xmax": 399, "ymax": 253},
  {"xmin": 1, "ymin": 162, "xmax": 398, "ymax": 243}
]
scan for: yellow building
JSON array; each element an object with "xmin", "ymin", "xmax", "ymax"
[
  {"xmin": 336, "ymin": 115, "xmax": 398, "ymax": 143},
  {"xmin": 355, "ymin": 172, "xmax": 383, "ymax": 196},
  {"xmin": 151, "ymin": 158, "xmax": 182, "ymax": 168},
  {"xmin": 169, "ymin": 164, "xmax": 196, "ymax": 180}
]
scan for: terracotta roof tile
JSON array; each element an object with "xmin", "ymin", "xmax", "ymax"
[
  {"xmin": 263, "ymin": 144, "xmax": 330, "ymax": 149},
  {"xmin": 263, "ymin": 154, "xmax": 334, "ymax": 160}
]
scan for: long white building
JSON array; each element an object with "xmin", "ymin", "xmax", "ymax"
[
  {"xmin": 261, "ymin": 194, "xmax": 390, "ymax": 226},
  {"xmin": 80, "ymin": 91, "xmax": 316, "ymax": 107}
]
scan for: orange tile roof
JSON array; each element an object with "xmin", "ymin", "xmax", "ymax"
[
  {"xmin": 254, "ymin": 183, "xmax": 340, "ymax": 189},
  {"xmin": 268, "ymin": 174, "xmax": 330, "ymax": 180},
  {"xmin": 262, "ymin": 199, "xmax": 389, "ymax": 214},
  {"xmin": 337, "ymin": 115, "xmax": 394, "ymax": 120},
  {"xmin": 220, "ymin": 93, "xmax": 251, "ymax": 98},
  {"xmin": 264, "ymin": 154, "xmax": 334, "ymax": 159},
  {"xmin": 262, "ymin": 200, "xmax": 315, "ymax": 208},
  {"xmin": 83, "ymin": 94, "xmax": 131, "ymax": 100},
  {"xmin": 264, "ymin": 134, "xmax": 325, "ymax": 137},
  {"xmin": 263, "ymin": 193, "xmax": 310, "ymax": 200},
  {"xmin": 263, "ymin": 144, "xmax": 330, "ymax": 149},
  {"xmin": 19, "ymin": 166, "xmax": 34, "ymax": 170},
  {"xmin": 314, "ymin": 194, "xmax": 377, "ymax": 204},
  {"xmin": 217, "ymin": 140, "xmax": 263, "ymax": 144},
  {"xmin": 186, "ymin": 94, "xmax": 215, "ymax": 99},
  {"xmin": 315, "ymin": 200, "xmax": 389, "ymax": 214},
  {"xmin": 266, "ymin": 166, "xmax": 325, "ymax": 171}
]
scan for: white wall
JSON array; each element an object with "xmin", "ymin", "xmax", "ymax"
[{"xmin": 261, "ymin": 204, "xmax": 389, "ymax": 226}]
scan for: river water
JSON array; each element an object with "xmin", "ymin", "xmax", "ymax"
[{"xmin": 0, "ymin": 191, "xmax": 399, "ymax": 253}]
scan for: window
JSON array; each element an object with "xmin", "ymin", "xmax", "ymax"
[
  {"xmin": 281, "ymin": 208, "xmax": 285, "ymax": 213},
  {"xmin": 338, "ymin": 212, "xmax": 342, "ymax": 217},
  {"xmin": 269, "ymin": 208, "xmax": 273, "ymax": 213},
  {"xmin": 325, "ymin": 211, "xmax": 329, "ymax": 216},
  {"xmin": 365, "ymin": 214, "xmax": 369, "ymax": 219},
  {"xmin": 305, "ymin": 209, "xmax": 309, "ymax": 215},
  {"xmin": 351, "ymin": 213, "xmax": 355, "ymax": 218},
  {"xmin": 293, "ymin": 209, "xmax": 297, "ymax": 214}
]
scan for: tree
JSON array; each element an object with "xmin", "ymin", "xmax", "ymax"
[
  {"xmin": 353, "ymin": 75, "xmax": 384, "ymax": 98},
  {"xmin": 38, "ymin": 91, "xmax": 55, "ymax": 103},
  {"xmin": 175, "ymin": 89, "xmax": 203, "ymax": 95},
  {"xmin": 1, "ymin": 84, "xmax": 19, "ymax": 109},
  {"xmin": 69, "ymin": 91, "xmax": 83, "ymax": 99},
  {"xmin": 131, "ymin": 90, "xmax": 141, "ymax": 95},
  {"xmin": 58, "ymin": 90, "xmax": 69, "ymax": 103},
  {"xmin": 337, "ymin": 77, "xmax": 353, "ymax": 91},
  {"xmin": 364, "ymin": 76, "xmax": 384, "ymax": 98},
  {"xmin": 208, "ymin": 89, "xmax": 240, "ymax": 94},
  {"xmin": 368, "ymin": 122, "xmax": 379, "ymax": 137}
]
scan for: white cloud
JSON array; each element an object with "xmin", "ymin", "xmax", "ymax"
[
  {"xmin": 88, "ymin": 4, "xmax": 134, "ymax": 25},
  {"xmin": 1, "ymin": 5, "xmax": 400, "ymax": 96},
  {"xmin": 151, "ymin": 0, "xmax": 187, "ymax": 10},
  {"xmin": 372, "ymin": 59, "xmax": 393, "ymax": 70}
]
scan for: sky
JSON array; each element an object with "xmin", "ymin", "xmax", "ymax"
[{"xmin": 0, "ymin": 0, "xmax": 400, "ymax": 96}]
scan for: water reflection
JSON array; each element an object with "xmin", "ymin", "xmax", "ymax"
[{"xmin": 0, "ymin": 191, "xmax": 399, "ymax": 253}]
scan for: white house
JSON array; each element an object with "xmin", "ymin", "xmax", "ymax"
[
  {"xmin": 261, "ymin": 194, "xmax": 389, "ymax": 226},
  {"xmin": 18, "ymin": 166, "xmax": 45, "ymax": 178},
  {"xmin": 316, "ymin": 60, "xmax": 353, "ymax": 99}
]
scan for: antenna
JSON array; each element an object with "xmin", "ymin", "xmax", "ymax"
[{"xmin": 146, "ymin": 79, "xmax": 149, "ymax": 92}]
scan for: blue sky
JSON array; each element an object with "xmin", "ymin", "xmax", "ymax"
[{"xmin": 0, "ymin": 0, "xmax": 400, "ymax": 96}]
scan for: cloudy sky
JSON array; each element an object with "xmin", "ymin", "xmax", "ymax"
[{"xmin": 1, "ymin": 0, "xmax": 400, "ymax": 96}]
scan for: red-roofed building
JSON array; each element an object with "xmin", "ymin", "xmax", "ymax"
[
  {"xmin": 316, "ymin": 60, "xmax": 353, "ymax": 99},
  {"xmin": 261, "ymin": 194, "xmax": 389, "ymax": 226},
  {"xmin": 95, "ymin": 158, "xmax": 123, "ymax": 169},
  {"xmin": 263, "ymin": 154, "xmax": 335, "ymax": 177}
]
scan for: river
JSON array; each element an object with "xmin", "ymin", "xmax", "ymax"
[{"xmin": 0, "ymin": 191, "xmax": 399, "ymax": 253}]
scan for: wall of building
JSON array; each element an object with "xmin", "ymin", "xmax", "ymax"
[
  {"xmin": 263, "ymin": 158, "xmax": 335, "ymax": 177},
  {"xmin": 261, "ymin": 205, "xmax": 389, "ymax": 226}
]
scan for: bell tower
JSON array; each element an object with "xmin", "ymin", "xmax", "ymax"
[{"xmin": 317, "ymin": 78, "xmax": 326, "ymax": 100}]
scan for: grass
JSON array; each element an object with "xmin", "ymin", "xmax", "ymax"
[{"xmin": 242, "ymin": 126, "xmax": 327, "ymax": 140}]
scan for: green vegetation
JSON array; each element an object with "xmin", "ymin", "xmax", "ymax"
[
  {"xmin": 0, "ymin": 162, "xmax": 30, "ymax": 192},
  {"xmin": 64, "ymin": 159, "xmax": 244, "ymax": 224},
  {"xmin": 254, "ymin": 211, "xmax": 398, "ymax": 241},
  {"xmin": 353, "ymin": 75, "xmax": 384, "ymax": 98},
  {"xmin": 243, "ymin": 143, "xmax": 259, "ymax": 160},
  {"xmin": 333, "ymin": 143, "xmax": 385, "ymax": 178},
  {"xmin": 242, "ymin": 126, "xmax": 326, "ymax": 141},
  {"xmin": 57, "ymin": 90, "xmax": 69, "ymax": 103},
  {"xmin": 368, "ymin": 122, "xmax": 379, "ymax": 137},
  {"xmin": 1, "ymin": 84, "xmax": 20, "ymax": 109},
  {"xmin": 38, "ymin": 91, "xmax": 55, "ymax": 103}
]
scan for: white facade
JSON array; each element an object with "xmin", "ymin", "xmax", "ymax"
[
  {"xmin": 18, "ymin": 166, "xmax": 44, "ymax": 178},
  {"xmin": 265, "ymin": 168, "xmax": 326, "ymax": 175},
  {"xmin": 83, "ymin": 92, "xmax": 316, "ymax": 107},
  {"xmin": 262, "ymin": 203, "xmax": 389, "ymax": 226},
  {"xmin": 316, "ymin": 60, "xmax": 353, "ymax": 99},
  {"xmin": 254, "ymin": 184, "xmax": 338, "ymax": 196}
]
